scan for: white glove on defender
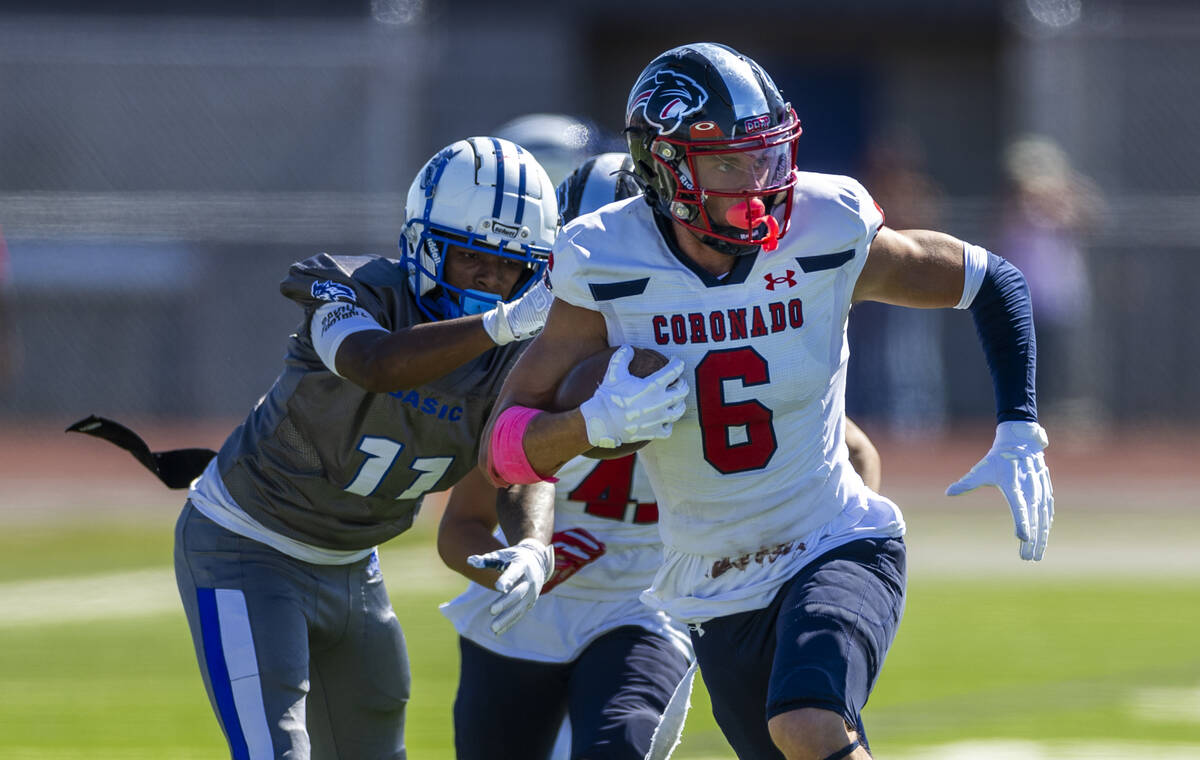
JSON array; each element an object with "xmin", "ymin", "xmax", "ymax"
[
  {"xmin": 480, "ymin": 279, "xmax": 553, "ymax": 345},
  {"xmin": 467, "ymin": 538, "xmax": 554, "ymax": 634},
  {"xmin": 578, "ymin": 345, "xmax": 689, "ymax": 449},
  {"xmin": 946, "ymin": 421, "xmax": 1054, "ymax": 561}
]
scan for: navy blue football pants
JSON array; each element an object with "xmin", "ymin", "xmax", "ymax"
[
  {"xmin": 454, "ymin": 625, "xmax": 690, "ymax": 760},
  {"xmin": 691, "ymin": 537, "xmax": 906, "ymax": 759}
]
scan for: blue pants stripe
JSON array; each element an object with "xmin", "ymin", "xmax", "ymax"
[{"xmin": 197, "ymin": 587, "xmax": 251, "ymax": 760}]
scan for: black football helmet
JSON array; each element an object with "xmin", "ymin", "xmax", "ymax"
[
  {"xmin": 556, "ymin": 152, "xmax": 640, "ymax": 225},
  {"xmin": 625, "ymin": 43, "xmax": 801, "ymax": 256}
]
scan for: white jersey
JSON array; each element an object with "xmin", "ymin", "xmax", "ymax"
[
  {"xmin": 547, "ymin": 172, "xmax": 906, "ymax": 623},
  {"xmin": 440, "ymin": 453, "xmax": 692, "ymax": 663}
]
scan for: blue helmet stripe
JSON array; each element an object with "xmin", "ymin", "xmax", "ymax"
[
  {"xmin": 422, "ymin": 147, "xmax": 456, "ymax": 224},
  {"xmin": 489, "ymin": 137, "xmax": 506, "ymax": 219},
  {"xmin": 514, "ymin": 144, "xmax": 528, "ymax": 224}
]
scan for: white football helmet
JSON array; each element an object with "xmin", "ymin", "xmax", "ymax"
[
  {"xmin": 400, "ymin": 136, "xmax": 557, "ymax": 320},
  {"xmin": 493, "ymin": 113, "xmax": 604, "ymax": 186}
]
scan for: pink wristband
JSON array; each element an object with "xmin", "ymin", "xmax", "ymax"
[{"xmin": 487, "ymin": 405, "xmax": 559, "ymax": 487}]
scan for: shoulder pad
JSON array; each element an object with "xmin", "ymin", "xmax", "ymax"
[{"xmin": 280, "ymin": 253, "xmax": 399, "ymax": 325}]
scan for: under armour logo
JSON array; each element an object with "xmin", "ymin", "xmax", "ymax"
[{"xmin": 764, "ymin": 270, "xmax": 796, "ymax": 291}]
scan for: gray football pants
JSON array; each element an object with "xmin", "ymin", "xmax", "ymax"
[{"xmin": 174, "ymin": 502, "xmax": 410, "ymax": 759}]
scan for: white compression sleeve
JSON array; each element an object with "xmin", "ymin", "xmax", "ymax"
[{"xmin": 310, "ymin": 302, "xmax": 388, "ymax": 377}]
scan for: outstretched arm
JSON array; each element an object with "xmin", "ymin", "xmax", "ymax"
[
  {"xmin": 315, "ymin": 280, "xmax": 552, "ymax": 393},
  {"xmin": 437, "ymin": 466, "xmax": 506, "ymax": 588},
  {"xmin": 334, "ymin": 315, "xmax": 500, "ymax": 392},
  {"xmin": 856, "ymin": 227, "xmax": 1052, "ymax": 561},
  {"xmin": 438, "ymin": 465, "xmax": 557, "ymax": 634}
]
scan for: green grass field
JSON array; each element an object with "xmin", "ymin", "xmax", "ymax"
[{"xmin": 2, "ymin": 498, "xmax": 1200, "ymax": 760}]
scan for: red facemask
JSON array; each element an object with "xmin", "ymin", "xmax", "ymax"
[{"xmin": 651, "ymin": 107, "xmax": 801, "ymax": 252}]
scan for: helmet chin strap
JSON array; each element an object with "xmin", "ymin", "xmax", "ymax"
[
  {"xmin": 460, "ymin": 289, "xmax": 501, "ymax": 315},
  {"xmin": 691, "ymin": 198, "xmax": 779, "ymax": 257},
  {"xmin": 698, "ymin": 230, "xmax": 762, "ymax": 258},
  {"xmin": 428, "ymin": 288, "xmax": 500, "ymax": 319}
]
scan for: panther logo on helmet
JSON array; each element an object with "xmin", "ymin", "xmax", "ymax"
[
  {"xmin": 628, "ymin": 70, "xmax": 708, "ymax": 136},
  {"xmin": 421, "ymin": 146, "xmax": 460, "ymax": 191}
]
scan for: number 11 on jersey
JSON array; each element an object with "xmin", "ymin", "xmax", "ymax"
[{"xmin": 344, "ymin": 435, "xmax": 453, "ymax": 499}]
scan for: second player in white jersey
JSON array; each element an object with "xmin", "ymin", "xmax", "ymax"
[
  {"xmin": 441, "ymin": 451, "xmax": 691, "ymax": 662},
  {"xmin": 438, "ymin": 152, "xmax": 694, "ymax": 760}
]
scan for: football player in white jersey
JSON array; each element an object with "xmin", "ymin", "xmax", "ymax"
[
  {"xmin": 479, "ymin": 44, "xmax": 1053, "ymax": 760},
  {"xmin": 441, "ymin": 152, "xmax": 884, "ymax": 760}
]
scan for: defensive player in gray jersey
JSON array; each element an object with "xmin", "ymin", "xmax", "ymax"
[{"xmin": 172, "ymin": 136, "xmax": 562, "ymax": 760}]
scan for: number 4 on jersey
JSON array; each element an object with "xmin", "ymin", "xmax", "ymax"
[{"xmin": 567, "ymin": 456, "xmax": 658, "ymax": 524}]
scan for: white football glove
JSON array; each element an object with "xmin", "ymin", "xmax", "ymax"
[
  {"xmin": 466, "ymin": 538, "xmax": 554, "ymax": 634},
  {"xmin": 946, "ymin": 421, "xmax": 1054, "ymax": 561},
  {"xmin": 480, "ymin": 279, "xmax": 553, "ymax": 346},
  {"xmin": 578, "ymin": 345, "xmax": 689, "ymax": 449}
]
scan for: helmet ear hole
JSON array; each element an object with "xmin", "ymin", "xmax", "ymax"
[
  {"xmin": 651, "ymin": 142, "xmax": 677, "ymax": 161},
  {"xmin": 670, "ymin": 201, "xmax": 692, "ymax": 221}
]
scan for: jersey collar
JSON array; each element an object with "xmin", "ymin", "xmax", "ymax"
[{"xmin": 653, "ymin": 211, "xmax": 758, "ymax": 287}]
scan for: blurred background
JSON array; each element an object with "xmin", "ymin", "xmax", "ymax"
[
  {"xmin": 2, "ymin": 0, "xmax": 1198, "ymax": 430},
  {"xmin": 2, "ymin": 0, "xmax": 1200, "ymax": 758}
]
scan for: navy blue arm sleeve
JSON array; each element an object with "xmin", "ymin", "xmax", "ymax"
[{"xmin": 968, "ymin": 253, "xmax": 1038, "ymax": 423}]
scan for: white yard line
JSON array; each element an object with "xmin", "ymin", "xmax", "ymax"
[
  {"xmin": 888, "ymin": 741, "xmax": 1200, "ymax": 759},
  {"xmin": 0, "ymin": 568, "xmax": 178, "ymax": 628},
  {"xmin": 1131, "ymin": 684, "xmax": 1200, "ymax": 723},
  {"xmin": 0, "ymin": 546, "xmax": 462, "ymax": 628}
]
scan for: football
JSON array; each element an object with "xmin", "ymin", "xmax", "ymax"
[{"xmin": 553, "ymin": 345, "xmax": 670, "ymax": 459}]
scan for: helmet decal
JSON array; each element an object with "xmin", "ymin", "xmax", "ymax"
[
  {"xmin": 629, "ymin": 70, "xmax": 709, "ymax": 136},
  {"xmin": 743, "ymin": 114, "xmax": 772, "ymax": 134},
  {"xmin": 689, "ymin": 121, "xmax": 724, "ymax": 139},
  {"xmin": 311, "ymin": 280, "xmax": 356, "ymax": 303},
  {"xmin": 422, "ymin": 146, "xmax": 460, "ymax": 193}
]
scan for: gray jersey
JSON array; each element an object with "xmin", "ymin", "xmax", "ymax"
[{"xmin": 216, "ymin": 253, "xmax": 522, "ymax": 551}]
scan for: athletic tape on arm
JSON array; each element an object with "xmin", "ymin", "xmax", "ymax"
[
  {"xmin": 487, "ymin": 406, "xmax": 559, "ymax": 487},
  {"xmin": 310, "ymin": 302, "xmax": 388, "ymax": 377}
]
